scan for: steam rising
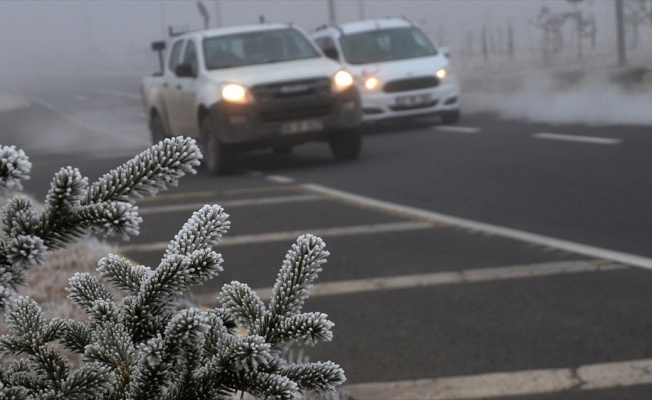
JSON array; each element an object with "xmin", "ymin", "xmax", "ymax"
[{"xmin": 462, "ymin": 69, "xmax": 652, "ymax": 126}]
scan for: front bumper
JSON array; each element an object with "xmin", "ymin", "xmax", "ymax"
[
  {"xmin": 209, "ymin": 86, "xmax": 361, "ymax": 151},
  {"xmin": 360, "ymin": 77, "xmax": 460, "ymax": 122}
]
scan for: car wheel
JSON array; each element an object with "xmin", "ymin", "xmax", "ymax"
[
  {"xmin": 150, "ymin": 113, "xmax": 166, "ymax": 144},
  {"xmin": 329, "ymin": 127, "xmax": 362, "ymax": 161},
  {"xmin": 441, "ymin": 110, "xmax": 460, "ymax": 124},
  {"xmin": 200, "ymin": 117, "xmax": 234, "ymax": 175}
]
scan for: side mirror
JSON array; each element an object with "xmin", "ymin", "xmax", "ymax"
[
  {"xmin": 151, "ymin": 41, "xmax": 166, "ymax": 51},
  {"xmin": 323, "ymin": 47, "xmax": 339, "ymax": 61},
  {"xmin": 175, "ymin": 63, "xmax": 196, "ymax": 78},
  {"xmin": 439, "ymin": 46, "xmax": 450, "ymax": 59}
]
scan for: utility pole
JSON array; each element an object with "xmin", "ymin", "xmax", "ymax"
[
  {"xmin": 328, "ymin": 0, "xmax": 336, "ymax": 23},
  {"xmin": 214, "ymin": 0, "xmax": 222, "ymax": 28},
  {"xmin": 615, "ymin": 0, "xmax": 627, "ymax": 65}
]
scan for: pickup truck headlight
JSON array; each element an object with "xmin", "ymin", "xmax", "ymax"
[
  {"xmin": 332, "ymin": 70, "xmax": 354, "ymax": 93},
  {"xmin": 221, "ymin": 83, "xmax": 253, "ymax": 104},
  {"xmin": 436, "ymin": 68, "xmax": 448, "ymax": 79}
]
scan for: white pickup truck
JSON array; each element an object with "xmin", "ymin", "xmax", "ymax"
[{"xmin": 141, "ymin": 23, "xmax": 362, "ymax": 174}]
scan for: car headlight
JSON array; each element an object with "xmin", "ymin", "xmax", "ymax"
[
  {"xmin": 221, "ymin": 83, "xmax": 252, "ymax": 104},
  {"xmin": 436, "ymin": 68, "xmax": 448, "ymax": 79},
  {"xmin": 332, "ymin": 70, "xmax": 354, "ymax": 92},
  {"xmin": 364, "ymin": 76, "xmax": 381, "ymax": 90}
]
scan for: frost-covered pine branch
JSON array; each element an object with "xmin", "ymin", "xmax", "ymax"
[
  {"xmin": 0, "ymin": 137, "xmax": 202, "ymax": 310},
  {"xmin": 0, "ymin": 139, "xmax": 345, "ymax": 399},
  {"xmin": 1, "ymin": 210, "xmax": 344, "ymax": 399}
]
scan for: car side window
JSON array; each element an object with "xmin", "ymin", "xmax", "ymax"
[
  {"xmin": 168, "ymin": 39, "xmax": 185, "ymax": 73},
  {"xmin": 182, "ymin": 40, "xmax": 198, "ymax": 76}
]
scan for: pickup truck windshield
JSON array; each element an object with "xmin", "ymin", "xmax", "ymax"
[
  {"xmin": 204, "ymin": 28, "xmax": 321, "ymax": 69},
  {"xmin": 339, "ymin": 27, "xmax": 437, "ymax": 65}
]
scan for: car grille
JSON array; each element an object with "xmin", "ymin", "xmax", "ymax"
[
  {"xmin": 251, "ymin": 78, "xmax": 334, "ymax": 121},
  {"xmin": 389, "ymin": 99, "xmax": 438, "ymax": 111},
  {"xmin": 252, "ymin": 78, "xmax": 331, "ymax": 101},
  {"xmin": 251, "ymin": 78, "xmax": 334, "ymax": 122},
  {"xmin": 259, "ymin": 103, "xmax": 333, "ymax": 121},
  {"xmin": 383, "ymin": 77, "xmax": 439, "ymax": 93}
]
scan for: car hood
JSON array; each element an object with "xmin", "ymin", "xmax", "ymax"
[
  {"xmin": 206, "ymin": 58, "xmax": 340, "ymax": 85},
  {"xmin": 346, "ymin": 55, "xmax": 449, "ymax": 80}
]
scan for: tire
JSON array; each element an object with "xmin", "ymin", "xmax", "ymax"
[
  {"xmin": 200, "ymin": 117, "xmax": 234, "ymax": 175},
  {"xmin": 329, "ymin": 127, "xmax": 362, "ymax": 161},
  {"xmin": 150, "ymin": 113, "xmax": 166, "ymax": 144},
  {"xmin": 441, "ymin": 110, "xmax": 460, "ymax": 124}
]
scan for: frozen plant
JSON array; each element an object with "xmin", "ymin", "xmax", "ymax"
[
  {"xmin": 0, "ymin": 137, "xmax": 201, "ymax": 311},
  {"xmin": 0, "ymin": 138, "xmax": 344, "ymax": 399}
]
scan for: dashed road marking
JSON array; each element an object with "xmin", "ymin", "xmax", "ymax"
[
  {"xmin": 266, "ymin": 175, "xmax": 295, "ymax": 184},
  {"xmin": 432, "ymin": 125, "xmax": 480, "ymax": 134},
  {"xmin": 139, "ymin": 194, "xmax": 320, "ymax": 215},
  {"xmin": 119, "ymin": 221, "xmax": 432, "ymax": 253},
  {"xmin": 303, "ymin": 183, "xmax": 652, "ymax": 270},
  {"xmin": 28, "ymin": 96, "xmax": 149, "ymax": 145},
  {"xmin": 88, "ymin": 88, "xmax": 141, "ymax": 100},
  {"xmin": 342, "ymin": 358, "xmax": 652, "ymax": 400},
  {"xmin": 194, "ymin": 260, "xmax": 623, "ymax": 306},
  {"xmin": 533, "ymin": 133, "xmax": 621, "ymax": 145}
]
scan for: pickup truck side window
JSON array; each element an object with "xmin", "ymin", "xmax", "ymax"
[
  {"xmin": 168, "ymin": 40, "xmax": 185, "ymax": 72},
  {"xmin": 182, "ymin": 41, "xmax": 198, "ymax": 76}
]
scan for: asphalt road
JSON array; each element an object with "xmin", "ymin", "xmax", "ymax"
[{"xmin": 3, "ymin": 74, "xmax": 652, "ymax": 399}]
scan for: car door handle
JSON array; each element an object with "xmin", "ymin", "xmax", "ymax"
[
  {"xmin": 176, "ymin": 84, "xmax": 182, "ymax": 90},
  {"xmin": 163, "ymin": 82, "xmax": 169, "ymax": 88}
]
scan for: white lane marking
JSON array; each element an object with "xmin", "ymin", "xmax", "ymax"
[
  {"xmin": 194, "ymin": 260, "xmax": 623, "ymax": 306},
  {"xmin": 88, "ymin": 88, "xmax": 142, "ymax": 100},
  {"xmin": 533, "ymin": 133, "xmax": 621, "ymax": 145},
  {"xmin": 433, "ymin": 125, "xmax": 480, "ymax": 134},
  {"xmin": 342, "ymin": 358, "xmax": 652, "ymax": 400},
  {"xmin": 302, "ymin": 183, "xmax": 652, "ymax": 270},
  {"xmin": 28, "ymin": 96, "xmax": 148, "ymax": 145},
  {"xmin": 139, "ymin": 194, "xmax": 320, "ymax": 215},
  {"xmin": 119, "ymin": 221, "xmax": 432, "ymax": 253},
  {"xmin": 266, "ymin": 175, "xmax": 295, "ymax": 184}
]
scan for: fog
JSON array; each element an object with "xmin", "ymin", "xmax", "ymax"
[{"xmin": 0, "ymin": 0, "xmax": 651, "ymax": 125}]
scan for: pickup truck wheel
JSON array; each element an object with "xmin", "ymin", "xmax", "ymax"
[
  {"xmin": 329, "ymin": 128, "xmax": 362, "ymax": 161},
  {"xmin": 201, "ymin": 117, "xmax": 234, "ymax": 175},
  {"xmin": 150, "ymin": 113, "xmax": 166, "ymax": 144}
]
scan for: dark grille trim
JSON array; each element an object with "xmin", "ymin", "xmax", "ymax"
[
  {"xmin": 252, "ymin": 78, "xmax": 331, "ymax": 101},
  {"xmin": 259, "ymin": 105, "xmax": 333, "ymax": 122},
  {"xmin": 383, "ymin": 77, "xmax": 439, "ymax": 93},
  {"xmin": 389, "ymin": 100, "xmax": 438, "ymax": 111}
]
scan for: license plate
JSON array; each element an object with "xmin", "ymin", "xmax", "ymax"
[
  {"xmin": 280, "ymin": 119, "xmax": 324, "ymax": 135},
  {"xmin": 394, "ymin": 94, "xmax": 431, "ymax": 106}
]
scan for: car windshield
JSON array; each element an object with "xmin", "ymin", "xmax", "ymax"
[
  {"xmin": 204, "ymin": 28, "xmax": 321, "ymax": 69},
  {"xmin": 339, "ymin": 27, "xmax": 437, "ymax": 65}
]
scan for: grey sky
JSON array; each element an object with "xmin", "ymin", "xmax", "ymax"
[{"xmin": 0, "ymin": 0, "xmax": 620, "ymax": 77}]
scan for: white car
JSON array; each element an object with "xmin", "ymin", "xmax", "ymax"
[
  {"xmin": 141, "ymin": 23, "xmax": 362, "ymax": 175},
  {"xmin": 312, "ymin": 17, "xmax": 460, "ymax": 124}
]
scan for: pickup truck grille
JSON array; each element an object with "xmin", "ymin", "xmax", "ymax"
[
  {"xmin": 252, "ymin": 78, "xmax": 331, "ymax": 100},
  {"xmin": 259, "ymin": 104, "xmax": 333, "ymax": 122},
  {"xmin": 252, "ymin": 78, "xmax": 334, "ymax": 122},
  {"xmin": 383, "ymin": 77, "xmax": 439, "ymax": 93}
]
